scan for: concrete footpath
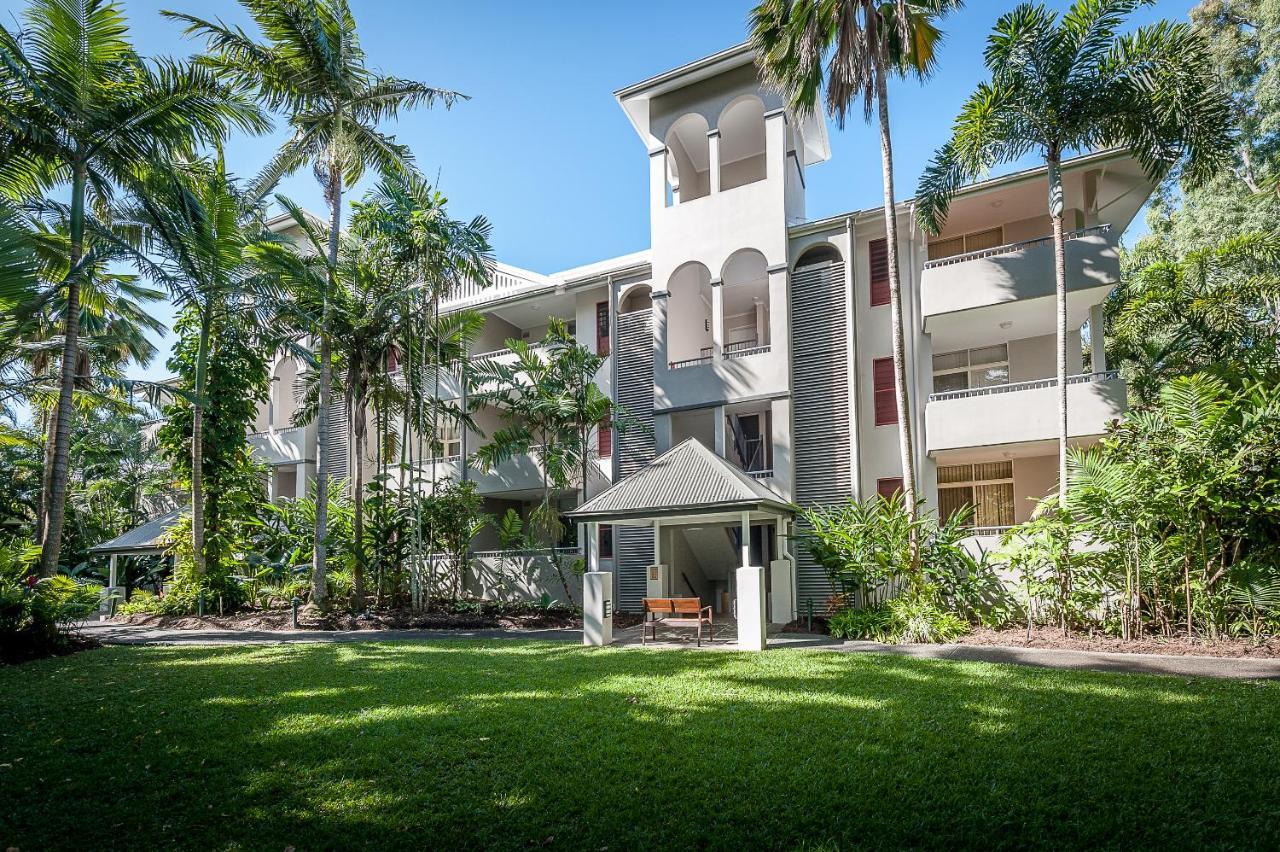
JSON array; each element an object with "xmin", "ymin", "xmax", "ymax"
[{"xmin": 75, "ymin": 620, "xmax": 1280, "ymax": 680}]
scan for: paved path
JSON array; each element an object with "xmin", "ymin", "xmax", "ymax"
[{"xmin": 76, "ymin": 620, "xmax": 1280, "ymax": 680}]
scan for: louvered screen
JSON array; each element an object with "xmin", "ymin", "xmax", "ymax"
[
  {"xmin": 790, "ymin": 259, "xmax": 853, "ymax": 613},
  {"xmin": 614, "ymin": 309, "xmax": 655, "ymax": 611},
  {"xmin": 873, "ymin": 357, "xmax": 897, "ymax": 425},
  {"xmin": 869, "ymin": 238, "xmax": 889, "ymax": 306},
  {"xmin": 321, "ymin": 397, "xmax": 349, "ymax": 486}
]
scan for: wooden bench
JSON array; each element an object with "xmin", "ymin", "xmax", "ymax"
[{"xmin": 641, "ymin": 598, "xmax": 714, "ymax": 646}]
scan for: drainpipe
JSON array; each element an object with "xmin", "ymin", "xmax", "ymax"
[{"xmin": 844, "ymin": 215, "xmax": 862, "ymax": 500}]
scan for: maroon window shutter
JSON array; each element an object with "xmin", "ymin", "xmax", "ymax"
[
  {"xmin": 596, "ymin": 301, "xmax": 610, "ymax": 356},
  {"xmin": 873, "ymin": 357, "xmax": 898, "ymax": 425},
  {"xmin": 869, "ymin": 238, "xmax": 889, "ymax": 307},
  {"xmin": 877, "ymin": 477, "xmax": 904, "ymax": 501},
  {"xmin": 598, "ymin": 415, "xmax": 612, "ymax": 458},
  {"xmin": 599, "ymin": 524, "xmax": 614, "ymax": 559}
]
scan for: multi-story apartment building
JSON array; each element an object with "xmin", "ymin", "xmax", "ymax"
[{"xmin": 254, "ymin": 43, "xmax": 1153, "ymax": 625}]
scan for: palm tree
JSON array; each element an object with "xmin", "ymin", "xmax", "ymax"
[
  {"xmin": 750, "ymin": 0, "xmax": 960, "ymax": 578},
  {"xmin": 168, "ymin": 0, "xmax": 464, "ymax": 606},
  {"xmin": 0, "ymin": 0, "xmax": 267, "ymax": 576},
  {"xmin": 124, "ymin": 158, "xmax": 275, "ymax": 579},
  {"xmin": 914, "ymin": 0, "xmax": 1232, "ymax": 506}
]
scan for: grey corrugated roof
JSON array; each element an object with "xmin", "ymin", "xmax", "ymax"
[
  {"xmin": 89, "ymin": 508, "xmax": 186, "ymax": 555},
  {"xmin": 567, "ymin": 438, "xmax": 792, "ymax": 522}
]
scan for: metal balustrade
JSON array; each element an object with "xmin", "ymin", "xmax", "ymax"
[
  {"xmin": 923, "ymin": 224, "xmax": 1112, "ymax": 270},
  {"xmin": 928, "ymin": 370, "xmax": 1119, "ymax": 403}
]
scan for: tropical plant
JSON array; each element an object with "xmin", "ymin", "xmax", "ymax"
[
  {"xmin": 751, "ymin": 0, "xmax": 961, "ymax": 575},
  {"xmin": 0, "ymin": 0, "xmax": 268, "ymax": 576},
  {"xmin": 472, "ymin": 320, "xmax": 625, "ymax": 604},
  {"xmin": 124, "ymin": 158, "xmax": 278, "ymax": 579},
  {"xmin": 1108, "ymin": 232, "xmax": 1280, "ymax": 404},
  {"xmin": 915, "ymin": 0, "xmax": 1233, "ymax": 507},
  {"xmin": 0, "ymin": 536, "xmax": 100, "ymax": 663},
  {"xmin": 170, "ymin": 0, "xmax": 463, "ymax": 606},
  {"xmin": 420, "ymin": 479, "xmax": 488, "ymax": 601}
]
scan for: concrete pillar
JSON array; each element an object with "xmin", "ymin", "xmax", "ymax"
[
  {"xmin": 710, "ymin": 279, "xmax": 724, "ymax": 357},
  {"xmin": 737, "ymin": 564, "xmax": 767, "ymax": 651},
  {"xmin": 708, "ymin": 129, "xmax": 721, "ymax": 195},
  {"xmin": 769, "ymin": 517, "xmax": 794, "ymax": 624},
  {"xmin": 647, "ymin": 521, "xmax": 667, "ymax": 599},
  {"xmin": 713, "ymin": 405, "xmax": 727, "ymax": 457},
  {"xmin": 1089, "ymin": 302, "xmax": 1107, "ymax": 373},
  {"xmin": 583, "ymin": 571, "xmax": 614, "ymax": 646},
  {"xmin": 740, "ymin": 511, "xmax": 750, "ymax": 568},
  {"xmin": 649, "ymin": 147, "xmax": 668, "ymax": 215}
]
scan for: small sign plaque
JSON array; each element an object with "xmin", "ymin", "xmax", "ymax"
[{"xmin": 603, "ymin": 600, "xmax": 612, "ymax": 619}]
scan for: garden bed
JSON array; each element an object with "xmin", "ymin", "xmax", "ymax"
[
  {"xmin": 952, "ymin": 626, "xmax": 1280, "ymax": 658},
  {"xmin": 112, "ymin": 603, "xmax": 584, "ymax": 632}
]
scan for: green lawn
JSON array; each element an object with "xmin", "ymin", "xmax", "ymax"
[{"xmin": 2, "ymin": 642, "xmax": 1278, "ymax": 850}]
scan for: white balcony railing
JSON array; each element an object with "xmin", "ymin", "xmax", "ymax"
[
  {"xmin": 923, "ymin": 224, "xmax": 1112, "ymax": 270},
  {"xmin": 472, "ymin": 340, "xmax": 546, "ymax": 363},
  {"xmin": 745, "ymin": 468, "xmax": 774, "ymax": 480},
  {"xmin": 440, "ymin": 264, "xmax": 553, "ymax": 312},
  {"xmin": 724, "ymin": 339, "xmax": 771, "ymax": 359},
  {"xmin": 929, "ymin": 371, "xmax": 1119, "ymax": 403}
]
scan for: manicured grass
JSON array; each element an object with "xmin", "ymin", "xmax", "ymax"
[{"xmin": 2, "ymin": 642, "xmax": 1278, "ymax": 850}]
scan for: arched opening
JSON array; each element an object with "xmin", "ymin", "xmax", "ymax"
[
  {"xmin": 666, "ymin": 262, "xmax": 712, "ymax": 366},
  {"xmin": 271, "ymin": 357, "xmax": 299, "ymax": 429},
  {"xmin": 795, "ymin": 243, "xmax": 843, "ymax": 270},
  {"xmin": 665, "ymin": 114, "xmax": 710, "ymax": 205},
  {"xmin": 619, "ymin": 283, "xmax": 653, "ymax": 314},
  {"xmin": 717, "ymin": 96, "xmax": 766, "ymax": 191},
  {"xmin": 720, "ymin": 249, "xmax": 770, "ymax": 356}
]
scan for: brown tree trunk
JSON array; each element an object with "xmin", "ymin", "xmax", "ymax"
[
  {"xmin": 38, "ymin": 162, "xmax": 87, "ymax": 577},
  {"xmin": 191, "ymin": 304, "xmax": 213, "ymax": 578},
  {"xmin": 1047, "ymin": 155, "xmax": 1069, "ymax": 507},
  {"xmin": 874, "ymin": 65, "xmax": 920, "ymax": 580},
  {"xmin": 351, "ymin": 386, "xmax": 367, "ymax": 611}
]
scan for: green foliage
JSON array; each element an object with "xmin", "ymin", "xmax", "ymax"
[
  {"xmin": 828, "ymin": 588, "xmax": 969, "ymax": 644},
  {"xmin": 156, "ymin": 304, "xmax": 268, "ymax": 601},
  {"xmin": 250, "ymin": 486, "xmax": 356, "ymax": 593},
  {"xmin": 1066, "ymin": 372, "xmax": 1280, "ymax": 639},
  {"xmin": 420, "ymin": 479, "xmax": 489, "ymax": 600},
  {"xmin": 827, "ymin": 604, "xmax": 895, "ymax": 641},
  {"xmin": 0, "ymin": 538, "xmax": 99, "ymax": 662}
]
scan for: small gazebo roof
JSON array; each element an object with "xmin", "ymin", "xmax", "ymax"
[
  {"xmin": 89, "ymin": 508, "xmax": 185, "ymax": 556},
  {"xmin": 567, "ymin": 438, "xmax": 792, "ymax": 524}
]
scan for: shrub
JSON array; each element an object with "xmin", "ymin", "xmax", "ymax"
[
  {"xmin": 828, "ymin": 589, "xmax": 970, "ymax": 645},
  {"xmin": 1, "ymin": 539, "xmax": 101, "ymax": 663},
  {"xmin": 827, "ymin": 604, "xmax": 894, "ymax": 641}
]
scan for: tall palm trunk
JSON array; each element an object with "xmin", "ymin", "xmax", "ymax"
[
  {"xmin": 38, "ymin": 162, "xmax": 87, "ymax": 577},
  {"xmin": 874, "ymin": 65, "xmax": 920, "ymax": 579},
  {"xmin": 191, "ymin": 304, "xmax": 214, "ymax": 577},
  {"xmin": 351, "ymin": 384, "xmax": 367, "ymax": 610},
  {"xmin": 1047, "ymin": 154, "xmax": 1068, "ymax": 508},
  {"xmin": 311, "ymin": 164, "xmax": 342, "ymax": 608}
]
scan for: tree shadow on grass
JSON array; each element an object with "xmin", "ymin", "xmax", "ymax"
[{"xmin": 2, "ymin": 641, "xmax": 1277, "ymax": 851}]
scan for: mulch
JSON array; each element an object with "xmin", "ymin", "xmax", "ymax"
[{"xmin": 952, "ymin": 625, "xmax": 1280, "ymax": 658}]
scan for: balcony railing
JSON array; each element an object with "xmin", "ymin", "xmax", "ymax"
[
  {"xmin": 724, "ymin": 339, "xmax": 771, "ymax": 359},
  {"xmin": 929, "ymin": 370, "xmax": 1119, "ymax": 403},
  {"xmin": 744, "ymin": 468, "xmax": 774, "ymax": 480},
  {"xmin": 923, "ymin": 224, "xmax": 1112, "ymax": 270},
  {"xmin": 472, "ymin": 340, "xmax": 546, "ymax": 363},
  {"xmin": 670, "ymin": 346, "xmax": 714, "ymax": 370}
]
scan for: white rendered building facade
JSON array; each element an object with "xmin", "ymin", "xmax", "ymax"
[{"xmin": 257, "ymin": 44, "xmax": 1152, "ymax": 617}]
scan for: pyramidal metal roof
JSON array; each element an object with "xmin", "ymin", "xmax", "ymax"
[
  {"xmin": 568, "ymin": 438, "xmax": 792, "ymax": 523},
  {"xmin": 89, "ymin": 507, "xmax": 186, "ymax": 555}
]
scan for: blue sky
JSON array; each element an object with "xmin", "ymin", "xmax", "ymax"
[{"xmin": 3, "ymin": 0, "xmax": 1197, "ymax": 382}]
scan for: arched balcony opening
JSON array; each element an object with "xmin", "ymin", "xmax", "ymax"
[
  {"xmin": 271, "ymin": 357, "xmax": 300, "ymax": 429},
  {"xmin": 721, "ymin": 249, "xmax": 770, "ymax": 358},
  {"xmin": 717, "ymin": 96, "xmax": 767, "ymax": 191},
  {"xmin": 664, "ymin": 114, "xmax": 710, "ymax": 205},
  {"xmin": 795, "ymin": 243, "xmax": 843, "ymax": 270},
  {"xmin": 619, "ymin": 283, "xmax": 653, "ymax": 314},
  {"xmin": 666, "ymin": 262, "xmax": 713, "ymax": 367}
]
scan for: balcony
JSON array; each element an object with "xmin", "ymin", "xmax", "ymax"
[
  {"xmin": 439, "ymin": 263, "xmax": 553, "ymax": 312},
  {"xmin": 248, "ymin": 425, "xmax": 310, "ymax": 466},
  {"xmin": 920, "ymin": 225, "xmax": 1119, "ymax": 319},
  {"xmin": 925, "ymin": 371, "xmax": 1126, "ymax": 454}
]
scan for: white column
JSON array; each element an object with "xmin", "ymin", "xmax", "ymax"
[
  {"xmin": 769, "ymin": 516, "xmax": 795, "ymax": 625},
  {"xmin": 295, "ymin": 463, "xmax": 306, "ymax": 499},
  {"xmin": 583, "ymin": 566, "xmax": 614, "ymax": 646},
  {"xmin": 647, "ymin": 520, "xmax": 667, "ymax": 599},
  {"xmin": 708, "ymin": 129, "xmax": 721, "ymax": 195},
  {"xmin": 710, "ymin": 280, "xmax": 724, "ymax": 358},
  {"xmin": 713, "ymin": 405, "xmax": 727, "ymax": 457},
  {"xmin": 1089, "ymin": 302, "xmax": 1107, "ymax": 373},
  {"xmin": 736, "ymin": 512, "xmax": 767, "ymax": 651},
  {"xmin": 587, "ymin": 522, "xmax": 600, "ymax": 573},
  {"xmin": 108, "ymin": 554, "xmax": 118, "ymax": 589}
]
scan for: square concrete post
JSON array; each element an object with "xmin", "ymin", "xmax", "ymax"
[
  {"xmin": 737, "ymin": 511, "xmax": 767, "ymax": 650},
  {"xmin": 707, "ymin": 129, "xmax": 721, "ymax": 195},
  {"xmin": 583, "ymin": 570, "xmax": 613, "ymax": 647},
  {"xmin": 710, "ymin": 279, "xmax": 724, "ymax": 357},
  {"xmin": 1089, "ymin": 302, "xmax": 1107, "ymax": 373}
]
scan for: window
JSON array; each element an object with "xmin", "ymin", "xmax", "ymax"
[
  {"xmin": 598, "ymin": 415, "xmax": 612, "ymax": 459},
  {"xmin": 595, "ymin": 301, "xmax": 609, "ymax": 356},
  {"xmin": 434, "ymin": 419, "xmax": 462, "ymax": 460},
  {"xmin": 869, "ymin": 238, "xmax": 889, "ymax": 306},
  {"xmin": 938, "ymin": 461, "xmax": 1015, "ymax": 528},
  {"xmin": 726, "ymin": 411, "xmax": 771, "ymax": 472},
  {"xmin": 873, "ymin": 357, "xmax": 897, "ymax": 425},
  {"xmin": 932, "ymin": 344, "xmax": 1010, "ymax": 394},
  {"xmin": 927, "ymin": 226, "xmax": 1005, "ymax": 261},
  {"xmin": 599, "ymin": 524, "xmax": 614, "ymax": 560},
  {"xmin": 877, "ymin": 477, "xmax": 903, "ymax": 501}
]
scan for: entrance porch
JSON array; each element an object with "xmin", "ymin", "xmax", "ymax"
[{"xmin": 568, "ymin": 438, "xmax": 796, "ymax": 651}]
